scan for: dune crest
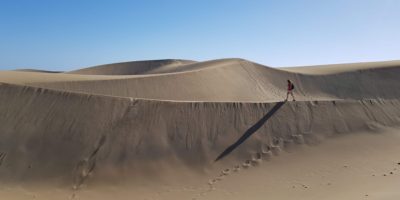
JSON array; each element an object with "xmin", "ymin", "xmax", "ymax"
[{"xmin": 2, "ymin": 58, "xmax": 399, "ymax": 102}]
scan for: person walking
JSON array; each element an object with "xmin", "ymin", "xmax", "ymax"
[{"xmin": 285, "ymin": 80, "xmax": 296, "ymax": 101}]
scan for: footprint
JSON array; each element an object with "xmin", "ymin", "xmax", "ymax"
[
  {"xmin": 251, "ymin": 153, "xmax": 262, "ymax": 166},
  {"xmin": 271, "ymin": 145, "xmax": 282, "ymax": 155},
  {"xmin": 208, "ymin": 179, "xmax": 217, "ymax": 185},
  {"xmin": 73, "ymin": 135, "xmax": 106, "ymax": 189},
  {"xmin": 242, "ymin": 160, "xmax": 251, "ymax": 168},
  {"xmin": 252, "ymin": 152, "xmax": 262, "ymax": 160},
  {"xmin": 261, "ymin": 145, "xmax": 273, "ymax": 160},
  {"xmin": 233, "ymin": 165, "xmax": 241, "ymax": 172},
  {"xmin": 272, "ymin": 137, "xmax": 284, "ymax": 147},
  {"xmin": 222, "ymin": 168, "xmax": 231, "ymax": 175},
  {"xmin": 261, "ymin": 144, "xmax": 271, "ymax": 153}
]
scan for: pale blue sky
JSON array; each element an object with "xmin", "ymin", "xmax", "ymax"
[{"xmin": 1, "ymin": 0, "xmax": 399, "ymax": 71}]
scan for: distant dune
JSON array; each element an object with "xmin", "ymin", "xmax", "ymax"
[
  {"xmin": 13, "ymin": 69, "xmax": 63, "ymax": 73},
  {"xmin": 0, "ymin": 59, "xmax": 399, "ymax": 200},
  {"xmin": 68, "ymin": 59, "xmax": 196, "ymax": 75}
]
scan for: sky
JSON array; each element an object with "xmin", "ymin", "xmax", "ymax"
[{"xmin": 0, "ymin": 0, "xmax": 399, "ymax": 71}]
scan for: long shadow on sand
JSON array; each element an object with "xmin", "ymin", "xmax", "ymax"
[{"xmin": 215, "ymin": 101, "xmax": 286, "ymax": 161}]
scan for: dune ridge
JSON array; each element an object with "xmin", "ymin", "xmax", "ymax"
[{"xmin": 16, "ymin": 59, "xmax": 400, "ymax": 102}]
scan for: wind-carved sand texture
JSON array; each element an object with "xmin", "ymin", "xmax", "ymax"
[{"xmin": 0, "ymin": 59, "xmax": 400, "ymax": 200}]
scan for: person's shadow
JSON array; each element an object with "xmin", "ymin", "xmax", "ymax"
[{"xmin": 215, "ymin": 101, "xmax": 286, "ymax": 161}]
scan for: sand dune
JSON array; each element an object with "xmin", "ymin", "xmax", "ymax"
[
  {"xmin": 13, "ymin": 69, "xmax": 62, "ymax": 73},
  {"xmin": 68, "ymin": 59, "xmax": 196, "ymax": 75},
  {"xmin": 0, "ymin": 59, "xmax": 399, "ymax": 199},
  {"xmin": 282, "ymin": 60, "xmax": 400, "ymax": 74},
  {"xmin": 2, "ymin": 58, "xmax": 400, "ymax": 102}
]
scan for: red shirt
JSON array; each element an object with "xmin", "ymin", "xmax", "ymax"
[{"xmin": 288, "ymin": 82, "xmax": 293, "ymax": 91}]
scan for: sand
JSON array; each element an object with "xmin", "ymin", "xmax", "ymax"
[{"xmin": 0, "ymin": 58, "xmax": 399, "ymax": 199}]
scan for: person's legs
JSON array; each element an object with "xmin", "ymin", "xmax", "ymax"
[
  {"xmin": 290, "ymin": 91, "xmax": 295, "ymax": 101},
  {"xmin": 285, "ymin": 91, "xmax": 289, "ymax": 101}
]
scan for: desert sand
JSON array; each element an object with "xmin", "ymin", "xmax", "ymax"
[{"xmin": 0, "ymin": 58, "xmax": 399, "ymax": 199}]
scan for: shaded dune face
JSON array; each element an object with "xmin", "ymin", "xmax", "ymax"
[
  {"xmin": 67, "ymin": 59, "xmax": 197, "ymax": 75},
  {"xmin": 0, "ymin": 59, "xmax": 400, "ymax": 187},
  {"xmin": 1, "ymin": 83, "xmax": 400, "ymax": 185}
]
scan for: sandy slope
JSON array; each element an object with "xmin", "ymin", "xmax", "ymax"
[
  {"xmin": 0, "ymin": 59, "xmax": 399, "ymax": 199},
  {"xmin": 68, "ymin": 59, "xmax": 197, "ymax": 75},
  {"xmin": 1, "ymin": 58, "xmax": 399, "ymax": 101},
  {"xmin": 1, "ymin": 127, "xmax": 399, "ymax": 200},
  {"xmin": 281, "ymin": 60, "xmax": 400, "ymax": 74}
]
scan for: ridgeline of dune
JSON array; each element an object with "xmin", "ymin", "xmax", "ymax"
[{"xmin": 1, "ymin": 59, "xmax": 399, "ymax": 102}]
